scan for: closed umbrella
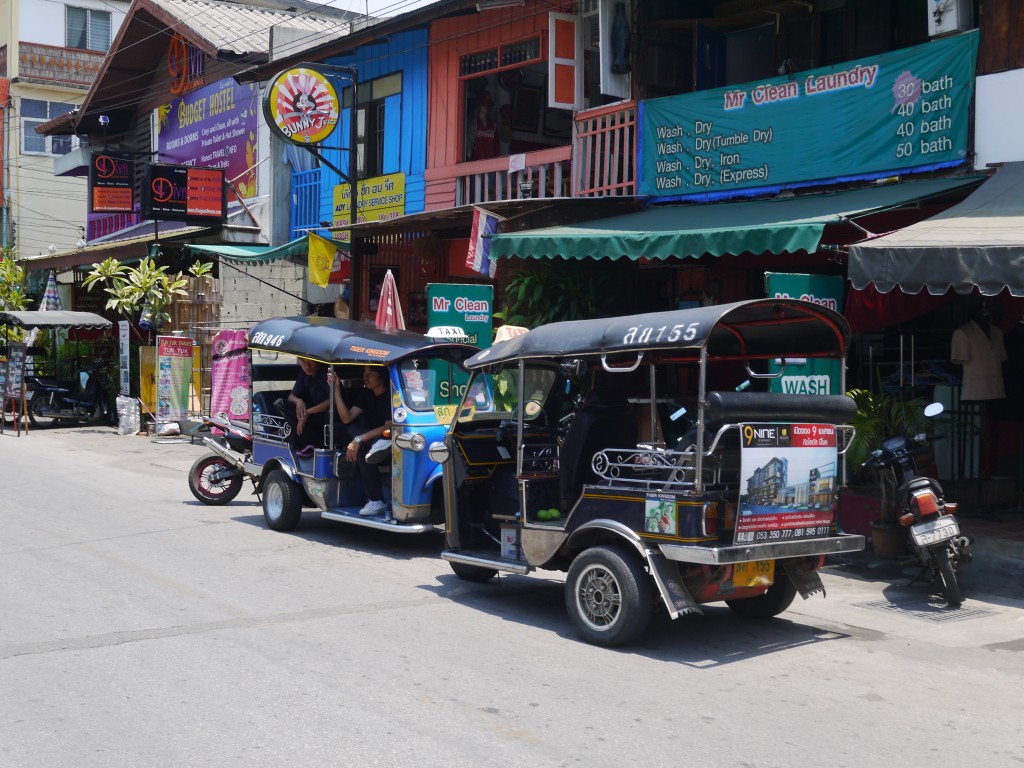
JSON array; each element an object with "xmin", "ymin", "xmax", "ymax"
[
  {"xmin": 40, "ymin": 270, "xmax": 62, "ymax": 311},
  {"xmin": 26, "ymin": 270, "xmax": 63, "ymax": 357},
  {"xmin": 374, "ymin": 269, "xmax": 405, "ymax": 331}
]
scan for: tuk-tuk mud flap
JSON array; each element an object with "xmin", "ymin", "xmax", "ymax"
[
  {"xmin": 646, "ymin": 552, "xmax": 703, "ymax": 620},
  {"xmin": 782, "ymin": 558, "xmax": 826, "ymax": 599}
]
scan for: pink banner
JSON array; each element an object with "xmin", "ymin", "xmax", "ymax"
[{"xmin": 209, "ymin": 330, "xmax": 250, "ymax": 423}]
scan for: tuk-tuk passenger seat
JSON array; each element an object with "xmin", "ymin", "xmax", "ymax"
[{"xmin": 560, "ymin": 388, "xmax": 637, "ymax": 509}]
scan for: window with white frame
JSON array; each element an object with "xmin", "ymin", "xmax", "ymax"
[
  {"xmin": 66, "ymin": 6, "xmax": 112, "ymax": 52},
  {"xmin": 21, "ymin": 99, "xmax": 79, "ymax": 156}
]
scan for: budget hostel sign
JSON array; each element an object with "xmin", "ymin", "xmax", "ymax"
[{"xmin": 639, "ymin": 31, "xmax": 978, "ymax": 198}]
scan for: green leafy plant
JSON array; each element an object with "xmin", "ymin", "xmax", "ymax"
[
  {"xmin": 495, "ymin": 261, "xmax": 618, "ymax": 327},
  {"xmin": 845, "ymin": 388, "xmax": 932, "ymax": 522},
  {"xmin": 1, "ymin": 250, "xmax": 28, "ymax": 310},
  {"xmin": 82, "ymin": 257, "xmax": 212, "ymax": 330}
]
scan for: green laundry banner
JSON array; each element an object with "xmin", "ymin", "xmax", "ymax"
[
  {"xmin": 765, "ymin": 273, "xmax": 844, "ymax": 395},
  {"xmin": 639, "ymin": 31, "xmax": 978, "ymax": 198}
]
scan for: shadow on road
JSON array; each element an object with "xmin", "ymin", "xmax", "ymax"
[
  {"xmin": 420, "ymin": 572, "xmax": 850, "ymax": 667},
  {"xmin": 229, "ymin": 511, "xmax": 445, "ymax": 562}
]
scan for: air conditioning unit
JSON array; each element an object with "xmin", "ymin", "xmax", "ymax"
[{"xmin": 927, "ymin": 0, "xmax": 971, "ymax": 37}]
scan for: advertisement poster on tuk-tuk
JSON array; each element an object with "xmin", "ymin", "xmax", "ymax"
[
  {"xmin": 156, "ymin": 336, "xmax": 194, "ymax": 422},
  {"xmin": 734, "ymin": 422, "xmax": 837, "ymax": 544}
]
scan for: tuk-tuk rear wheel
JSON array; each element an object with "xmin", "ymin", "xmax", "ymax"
[
  {"xmin": 725, "ymin": 575, "xmax": 797, "ymax": 618},
  {"xmin": 565, "ymin": 546, "xmax": 652, "ymax": 647},
  {"xmin": 262, "ymin": 469, "xmax": 303, "ymax": 531}
]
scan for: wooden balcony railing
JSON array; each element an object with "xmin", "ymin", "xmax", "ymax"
[
  {"xmin": 425, "ymin": 145, "xmax": 572, "ymax": 208},
  {"xmin": 17, "ymin": 42, "xmax": 104, "ymax": 88},
  {"xmin": 573, "ymin": 100, "xmax": 636, "ymax": 197}
]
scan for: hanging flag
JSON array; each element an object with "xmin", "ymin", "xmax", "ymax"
[
  {"xmin": 465, "ymin": 207, "xmax": 505, "ymax": 278},
  {"xmin": 308, "ymin": 232, "xmax": 345, "ymax": 288}
]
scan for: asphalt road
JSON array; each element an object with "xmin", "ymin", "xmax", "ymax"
[{"xmin": 2, "ymin": 426, "xmax": 1022, "ymax": 768}]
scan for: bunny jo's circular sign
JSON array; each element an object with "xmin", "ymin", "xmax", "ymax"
[{"xmin": 263, "ymin": 67, "xmax": 340, "ymax": 145}]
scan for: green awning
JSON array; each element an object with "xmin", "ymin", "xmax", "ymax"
[
  {"xmin": 183, "ymin": 236, "xmax": 316, "ymax": 264},
  {"xmin": 489, "ymin": 176, "xmax": 984, "ymax": 261}
]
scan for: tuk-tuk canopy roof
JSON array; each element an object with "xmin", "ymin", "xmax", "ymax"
[
  {"xmin": 466, "ymin": 299, "xmax": 850, "ymax": 368},
  {"xmin": 248, "ymin": 316, "xmax": 479, "ymax": 365},
  {"xmin": 0, "ymin": 310, "xmax": 112, "ymax": 330}
]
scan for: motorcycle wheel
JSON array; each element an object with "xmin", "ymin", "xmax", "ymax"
[
  {"xmin": 932, "ymin": 546, "xmax": 963, "ymax": 607},
  {"xmin": 188, "ymin": 454, "xmax": 244, "ymax": 505},
  {"xmin": 28, "ymin": 397, "xmax": 59, "ymax": 428}
]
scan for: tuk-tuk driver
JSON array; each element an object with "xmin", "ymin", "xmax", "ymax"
[
  {"xmin": 329, "ymin": 366, "xmax": 392, "ymax": 516},
  {"xmin": 277, "ymin": 358, "xmax": 332, "ymax": 454}
]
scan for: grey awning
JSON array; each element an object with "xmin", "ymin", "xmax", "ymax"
[
  {"xmin": 0, "ymin": 311, "xmax": 112, "ymax": 330},
  {"xmin": 848, "ymin": 162, "xmax": 1024, "ymax": 295}
]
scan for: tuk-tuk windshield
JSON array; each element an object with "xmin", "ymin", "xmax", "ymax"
[
  {"xmin": 398, "ymin": 357, "xmax": 487, "ymax": 412},
  {"xmin": 458, "ymin": 364, "xmax": 558, "ymax": 423}
]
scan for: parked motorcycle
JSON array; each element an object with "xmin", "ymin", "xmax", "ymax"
[
  {"xmin": 188, "ymin": 413, "xmax": 256, "ymax": 505},
  {"xmin": 26, "ymin": 361, "xmax": 112, "ymax": 428},
  {"xmin": 862, "ymin": 403, "xmax": 972, "ymax": 606}
]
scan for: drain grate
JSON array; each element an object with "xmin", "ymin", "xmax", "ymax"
[{"xmin": 854, "ymin": 599, "xmax": 994, "ymax": 622}]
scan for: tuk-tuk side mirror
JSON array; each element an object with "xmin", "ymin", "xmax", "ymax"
[
  {"xmin": 559, "ymin": 358, "xmax": 586, "ymax": 378},
  {"xmin": 428, "ymin": 441, "xmax": 450, "ymax": 464}
]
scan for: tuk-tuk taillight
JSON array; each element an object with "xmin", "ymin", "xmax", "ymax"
[{"xmin": 701, "ymin": 502, "xmax": 720, "ymax": 537}]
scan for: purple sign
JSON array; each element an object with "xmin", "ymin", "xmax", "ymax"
[{"xmin": 156, "ymin": 77, "xmax": 258, "ymax": 202}]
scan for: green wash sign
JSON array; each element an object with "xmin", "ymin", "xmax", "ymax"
[
  {"xmin": 765, "ymin": 273, "xmax": 843, "ymax": 395},
  {"xmin": 426, "ymin": 284, "xmax": 494, "ymax": 406},
  {"xmin": 639, "ymin": 31, "xmax": 978, "ymax": 198}
]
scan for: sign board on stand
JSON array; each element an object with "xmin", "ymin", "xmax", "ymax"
[
  {"xmin": 119, "ymin": 320, "xmax": 131, "ymax": 396},
  {"xmin": 426, "ymin": 284, "xmax": 494, "ymax": 412},
  {"xmin": 156, "ymin": 336, "xmax": 194, "ymax": 422},
  {"xmin": 765, "ymin": 273, "xmax": 843, "ymax": 395}
]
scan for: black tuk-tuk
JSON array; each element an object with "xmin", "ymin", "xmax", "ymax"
[{"xmin": 433, "ymin": 299, "xmax": 865, "ymax": 646}]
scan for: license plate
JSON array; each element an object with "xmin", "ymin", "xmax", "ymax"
[
  {"xmin": 910, "ymin": 516, "xmax": 960, "ymax": 547},
  {"xmin": 733, "ymin": 560, "xmax": 774, "ymax": 588}
]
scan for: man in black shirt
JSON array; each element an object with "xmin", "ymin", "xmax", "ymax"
[
  {"xmin": 330, "ymin": 366, "xmax": 392, "ymax": 515},
  {"xmin": 275, "ymin": 359, "xmax": 331, "ymax": 454}
]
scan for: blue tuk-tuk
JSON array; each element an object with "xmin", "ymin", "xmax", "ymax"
[{"xmin": 246, "ymin": 316, "xmax": 479, "ymax": 533}]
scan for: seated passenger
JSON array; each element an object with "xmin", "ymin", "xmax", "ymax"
[
  {"xmin": 329, "ymin": 366, "xmax": 392, "ymax": 516},
  {"xmin": 275, "ymin": 359, "xmax": 331, "ymax": 455}
]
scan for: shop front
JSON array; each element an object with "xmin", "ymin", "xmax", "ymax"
[{"xmin": 848, "ymin": 161, "xmax": 1024, "ymax": 512}]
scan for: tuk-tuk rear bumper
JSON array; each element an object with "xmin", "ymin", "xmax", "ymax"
[{"xmin": 657, "ymin": 534, "xmax": 865, "ymax": 565}]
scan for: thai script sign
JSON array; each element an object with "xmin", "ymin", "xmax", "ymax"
[
  {"xmin": 639, "ymin": 31, "xmax": 978, "ymax": 199},
  {"xmin": 263, "ymin": 67, "xmax": 340, "ymax": 145},
  {"xmin": 156, "ymin": 77, "xmax": 259, "ymax": 201},
  {"xmin": 332, "ymin": 173, "xmax": 406, "ymax": 242}
]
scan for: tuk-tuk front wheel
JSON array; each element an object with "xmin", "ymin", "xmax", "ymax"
[
  {"xmin": 262, "ymin": 469, "xmax": 303, "ymax": 531},
  {"xmin": 565, "ymin": 546, "xmax": 652, "ymax": 647},
  {"xmin": 450, "ymin": 562, "xmax": 498, "ymax": 583}
]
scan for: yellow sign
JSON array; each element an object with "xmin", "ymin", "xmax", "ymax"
[
  {"xmin": 332, "ymin": 173, "xmax": 406, "ymax": 241},
  {"xmin": 433, "ymin": 404, "xmax": 457, "ymax": 424},
  {"xmin": 263, "ymin": 67, "xmax": 339, "ymax": 145}
]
